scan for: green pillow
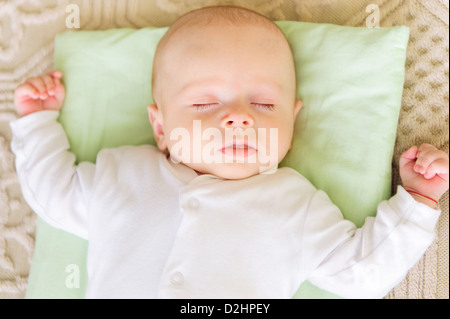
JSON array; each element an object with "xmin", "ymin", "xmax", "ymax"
[{"xmin": 25, "ymin": 22, "xmax": 409, "ymax": 299}]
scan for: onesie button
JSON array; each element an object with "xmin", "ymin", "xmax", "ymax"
[
  {"xmin": 170, "ymin": 271, "xmax": 184, "ymax": 286},
  {"xmin": 188, "ymin": 198, "xmax": 200, "ymax": 210}
]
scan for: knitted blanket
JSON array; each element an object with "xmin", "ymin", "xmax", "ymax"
[{"xmin": 0, "ymin": 0, "xmax": 448, "ymax": 299}]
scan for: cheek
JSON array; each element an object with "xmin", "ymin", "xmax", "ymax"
[
  {"xmin": 272, "ymin": 118, "xmax": 296, "ymax": 156},
  {"xmin": 275, "ymin": 130, "xmax": 292, "ymax": 156},
  {"xmin": 163, "ymin": 119, "xmax": 190, "ymax": 147}
]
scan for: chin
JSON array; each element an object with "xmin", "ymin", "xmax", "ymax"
[{"xmin": 205, "ymin": 163, "xmax": 268, "ymax": 180}]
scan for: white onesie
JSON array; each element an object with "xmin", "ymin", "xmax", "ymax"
[{"xmin": 10, "ymin": 111, "xmax": 441, "ymax": 299}]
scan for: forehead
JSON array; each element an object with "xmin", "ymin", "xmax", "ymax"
[
  {"xmin": 159, "ymin": 24, "xmax": 295, "ymax": 92},
  {"xmin": 166, "ymin": 23, "xmax": 287, "ymax": 59}
]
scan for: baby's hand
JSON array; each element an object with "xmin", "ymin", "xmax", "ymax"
[
  {"xmin": 14, "ymin": 71, "xmax": 65, "ymax": 117},
  {"xmin": 400, "ymin": 144, "xmax": 449, "ymax": 208}
]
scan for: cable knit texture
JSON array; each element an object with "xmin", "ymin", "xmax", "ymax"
[{"xmin": 0, "ymin": 0, "xmax": 448, "ymax": 298}]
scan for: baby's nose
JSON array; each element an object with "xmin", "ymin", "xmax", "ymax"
[{"xmin": 221, "ymin": 110, "xmax": 254, "ymax": 128}]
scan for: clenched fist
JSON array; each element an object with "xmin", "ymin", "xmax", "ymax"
[
  {"xmin": 400, "ymin": 143, "xmax": 449, "ymax": 208},
  {"xmin": 14, "ymin": 71, "xmax": 66, "ymax": 117}
]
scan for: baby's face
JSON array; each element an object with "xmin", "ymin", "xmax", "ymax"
[{"xmin": 149, "ymin": 24, "xmax": 302, "ymax": 179}]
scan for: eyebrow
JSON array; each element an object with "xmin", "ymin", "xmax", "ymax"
[
  {"xmin": 179, "ymin": 78, "xmax": 221, "ymax": 95},
  {"xmin": 179, "ymin": 78, "xmax": 283, "ymax": 97}
]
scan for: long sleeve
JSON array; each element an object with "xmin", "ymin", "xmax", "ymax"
[
  {"xmin": 304, "ymin": 186, "xmax": 441, "ymax": 299},
  {"xmin": 10, "ymin": 111, "xmax": 95, "ymax": 239}
]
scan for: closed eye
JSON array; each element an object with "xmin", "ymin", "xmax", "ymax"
[
  {"xmin": 192, "ymin": 103, "xmax": 219, "ymax": 111},
  {"xmin": 252, "ymin": 103, "xmax": 275, "ymax": 111}
]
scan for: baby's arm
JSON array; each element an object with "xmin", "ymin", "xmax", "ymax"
[
  {"xmin": 303, "ymin": 146, "xmax": 448, "ymax": 298},
  {"xmin": 304, "ymin": 185, "xmax": 442, "ymax": 298},
  {"xmin": 11, "ymin": 72, "xmax": 93, "ymax": 239}
]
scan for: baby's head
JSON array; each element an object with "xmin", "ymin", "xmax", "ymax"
[{"xmin": 148, "ymin": 6, "xmax": 302, "ymax": 179}]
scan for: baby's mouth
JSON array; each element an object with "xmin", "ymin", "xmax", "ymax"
[{"xmin": 220, "ymin": 143, "xmax": 257, "ymax": 158}]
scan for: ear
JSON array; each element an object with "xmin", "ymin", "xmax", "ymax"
[
  {"xmin": 147, "ymin": 104, "xmax": 167, "ymax": 151},
  {"xmin": 294, "ymin": 100, "xmax": 303, "ymax": 117}
]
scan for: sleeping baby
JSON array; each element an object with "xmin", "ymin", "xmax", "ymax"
[{"xmin": 11, "ymin": 6, "xmax": 449, "ymax": 299}]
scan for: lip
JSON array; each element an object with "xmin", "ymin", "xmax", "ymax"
[{"xmin": 220, "ymin": 143, "xmax": 257, "ymax": 158}]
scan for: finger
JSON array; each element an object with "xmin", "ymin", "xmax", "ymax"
[
  {"xmin": 415, "ymin": 149, "xmax": 447, "ymax": 175},
  {"xmin": 42, "ymin": 74, "xmax": 56, "ymax": 96},
  {"xmin": 399, "ymin": 146, "xmax": 418, "ymax": 168},
  {"xmin": 52, "ymin": 76, "xmax": 65, "ymax": 99},
  {"xmin": 15, "ymin": 83, "xmax": 39, "ymax": 100},
  {"xmin": 25, "ymin": 77, "xmax": 47, "ymax": 99},
  {"xmin": 52, "ymin": 75, "xmax": 62, "ymax": 89},
  {"xmin": 49, "ymin": 70, "xmax": 63, "ymax": 79},
  {"xmin": 414, "ymin": 143, "xmax": 437, "ymax": 173},
  {"xmin": 417, "ymin": 143, "xmax": 436, "ymax": 156},
  {"xmin": 424, "ymin": 158, "xmax": 450, "ymax": 180}
]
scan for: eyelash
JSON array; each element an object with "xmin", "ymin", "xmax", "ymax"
[
  {"xmin": 192, "ymin": 103, "xmax": 275, "ymax": 112},
  {"xmin": 193, "ymin": 103, "xmax": 218, "ymax": 111},
  {"xmin": 253, "ymin": 103, "xmax": 275, "ymax": 111}
]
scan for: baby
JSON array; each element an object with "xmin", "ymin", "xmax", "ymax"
[{"xmin": 11, "ymin": 6, "xmax": 449, "ymax": 299}]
